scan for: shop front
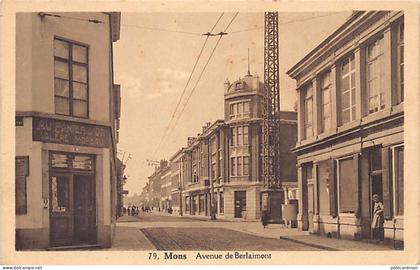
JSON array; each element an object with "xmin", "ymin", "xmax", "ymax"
[{"xmin": 49, "ymin": 152, "xmax": 96, "ymax": 247}]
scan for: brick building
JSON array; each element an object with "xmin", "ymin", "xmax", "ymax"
[
  {"xmin": 142, "ymin": 73, "xmax": 298, "ymax": 220},
  {"xmin": 287, "ymin": 11, "xmax": 404, "ymax": 245}
]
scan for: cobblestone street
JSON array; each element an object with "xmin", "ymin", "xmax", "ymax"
[{"xmin": 108, "ymin": 212, "xmax": 394, "ymax": 251}]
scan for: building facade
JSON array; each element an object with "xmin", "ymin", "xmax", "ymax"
[
  {"xmin": 287, "ymin": 11, "xmax": 404, "ymax": 245},
  {"xmin": 15, "ymin": 12, "xmax": 121, "ymax": 249},
  {"xmin": 141, "ymin": 73, "xmax": 298, "ymax": 221}
]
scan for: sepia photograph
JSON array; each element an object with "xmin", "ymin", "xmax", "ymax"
[{"xmin": 1, "ymin": 0, "xmax": 419, "ymax": 266}]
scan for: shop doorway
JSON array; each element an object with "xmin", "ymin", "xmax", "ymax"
[
  {"xmin": 369, "ymin": 174, "xmax": 383, "ymax": 238},
  {"xmin": 49, "ymin": 152, "xmax": 96, "ymax": 247},
  {"xmin": 234, "ymin": 191, "xmax": 246, "ymax": 218},
  {"xmin": 368, "ymin": 147, "xmax": 383, "ymax": 239}
]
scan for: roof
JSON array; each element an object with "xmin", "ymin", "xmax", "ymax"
[
  {"xmin": 225, "ymin": 73, "xmax": 263, "ymax": 95},
  {"xmin": 286, "ymin": 11, "xmax": 366, "ymax": 79}
]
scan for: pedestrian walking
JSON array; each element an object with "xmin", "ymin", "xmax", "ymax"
[
  {"xmin": 136, "ymin": 207, "xmax": 139, "ymax": 216},
  {"xmin": 261, "ymin": 210, "xmax": 269, "ymax": 229},
  {"xmin": 371, "ymin": 194, "xmax": 384, "ymax": 242}
]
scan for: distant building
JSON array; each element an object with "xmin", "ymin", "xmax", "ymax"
[
  {"xmin": 169, "ymin": 149, "xmax": 185, "ymax": 215},
  {"xmin": 143, "ymin": 73, "xmax": 298, "ymax": 220},
  {"xmin": 287, "ymin": 11, "xmax": 404, "ymax": 245},
  {"xmin": 15, "ymin": 12, "xmax": 121, "ymax": 249}
]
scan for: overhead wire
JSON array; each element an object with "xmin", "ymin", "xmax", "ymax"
[
  {"xmin": 166, "ymin": 13, "xmax": 240, "ymax": 142},
  {"xmin": 153, "ymin": 12, "xmax": 225, "ymax": 158},
  {"xmin": 121, "ymin": 23, "xmax": 202, "ymax": 36}
]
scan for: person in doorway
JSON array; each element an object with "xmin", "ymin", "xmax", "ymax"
[
  {"xmin": 371, "ymin": 194, "xmax": 385, "ymax": 242},
  {"xmin": 261, "ymin": 210, "xmax": 269, "ymax": 229}
]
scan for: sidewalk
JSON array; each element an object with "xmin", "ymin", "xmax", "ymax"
[
  {"xmin": 280, "ymin": 235, "xmax": 394, "ymax": 251},
  {"xmin": 110, "ymin": 216, "xmax": 156, "ymax": 250}
]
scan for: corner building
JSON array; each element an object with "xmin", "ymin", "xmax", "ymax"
[
  {"xmin": 180, "ymin": 73, "xmax": 298, "ymax": 220},
  {"xmin": 287, "ymin": 11, "xmax": 404, "ymax": 245},
  {"xmin": 15, "ymin": 12, "xmax": 121, "ymax": 249}
]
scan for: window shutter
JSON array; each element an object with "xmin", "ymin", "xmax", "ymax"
[
  {"xmin": 329, "ymin": 158, "xmax": 337, "ymax": 217},
  {"xmin": 381, "ymin": 146, "xmax": 392, "ymax": 219},
  {"xmin": 353, "ymin": 154, "xmax": 360, "ymax": 217}
]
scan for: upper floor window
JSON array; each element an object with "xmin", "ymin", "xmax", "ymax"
[
  {"xmin": 229, "ymin": 101, "xmax": 250, "ymax": 120},
  {"xmin": 396, "ymin": 22, "xmax": 404, "ymax": 104},
  {"xmin": 192, "ymin": 149, "xmax": 198, "ymax": 183},
  {"xmin": 320, "ymin": 71, "xmax": 332, "ymax": 133},
  {"xmin": 230, "ymin": 126, "xmax": 249, "ymax": 146},
  {"xmin": 366, "ymin": 36, "xmax": 385, "ymax": 114},
  {"xmin": 230, "ymin": 156, "xmax": 249, "ymax": 177},
  {"xmin": 54, "ymin": 38, "xmax": 89, "ymax": 118},
  {"xmin": 340, "ymin": 54, "xmax": 356, "ymax": 124},
  {"xmin": 303, "ymin": 84, "xmax": 313, "ymax": 139}
]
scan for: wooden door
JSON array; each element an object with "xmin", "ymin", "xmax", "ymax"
[
  {"xmin": 73, "ymin": 174, "xmax": 96, "ymax": 243},
  {"xmin": 50, "ymin": 174, "xmax": 73, "ymax": 247}
]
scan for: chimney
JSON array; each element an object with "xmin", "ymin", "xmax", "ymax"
[
  {"xmin": 187, "ymin": 137, "xmax": 195, "ymax": 146},
  {"xmin": 224, "ymin": 79, "xmax": 230, "ymax": 94},
  {"xmin": 160, "ymin": 160, "xmax": 168, "ymax": 170}
]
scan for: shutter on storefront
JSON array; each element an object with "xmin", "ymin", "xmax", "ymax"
[
  {"xmin": 381, "ymin": 146, "xmax": 392, "ymax": 219},
  {"xmin": 329, "ymin": 158, "xmax": 337, "ymax": 217},
  {"xmin": 353, "ymin": 153, "xmax": 360, "ymax": 217}
]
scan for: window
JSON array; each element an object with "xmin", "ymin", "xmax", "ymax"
[
  {"xmin": 340, "ymin": 55, "xmax": 356, "ymax": 124},
  {"xmin": 396, "ymin": 22, "xmax": 404, "ymax": 104},
  {"xmin": 219, "ymin": 192, "xmax": 224, "ymax": 214},
  {"xmin": 185, "ymin": 196, "xmax": 190, "ymax": 212},
  {"xmin": 304, "ymin": 84, "xmax": 313, "ymax": 138},
  {"xmin": 230, "ymin": 156, "xmax": 249, "ymax": 177},
  {"xmin": 366, "ymin": 36, "xmax": 386, "ymax": 114},
  {"xmin": 199, "ymin": 194, "xmax": 205, "ymax": 213},
  {"xmin": 320, "ymin": 71, "xmax": 332, "ymax": 133},
  {"xmin": 237, "ymin": 156, "xmax": 242, "ymax": 176},
  {"xmin": 337, "ymin": 157, "xmax": 357, "ymax": 213},
  {"xmin": 231, "ymin": 157, "xmax": 236, "ymax": 176},
  {"xmin": 51, "ymin": 176, "xmax": 69, "ymax": 213},
  {"xmin": 211, "ymin": 138, "xmax": 217, "ymax": 180},
  {"xmin": 192, "ymin": 150, "xmax": 198, "ymax": 183},
  {"xmin": 54, "ymin": 38, "xmax": 89, "ymax": 118},
  {"xmin": 243, "ymin": 156, "xmax": 249, "ymax": 176},
  {"xmin": 231, "ymin": 126, "xmax": 249, "ymax": 146},
  {"xmin": 229, "ymin": 101, "xmax": 250, "ymax": 120},
  {"xmin": 393, "ymin": 145, "xmax": 404, "ymax": 216}
]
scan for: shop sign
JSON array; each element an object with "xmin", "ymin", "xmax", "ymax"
[{"xmin": 32, "ymin": 117, "xmax": 110, "ymax": 148}]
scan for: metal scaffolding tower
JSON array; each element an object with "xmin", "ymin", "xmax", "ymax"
[{"xmin": 262, "ymin": 12, "xmax": 281, "ymax": 189}]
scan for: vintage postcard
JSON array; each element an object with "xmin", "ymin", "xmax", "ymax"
[{"xmin": 0, "ymin": 0, "xmax": 419, "ymax": 266}]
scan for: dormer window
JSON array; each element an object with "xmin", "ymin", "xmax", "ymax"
[{"xmin": 235, "ymin": 81, "xmax": 245, "ymax": 90}]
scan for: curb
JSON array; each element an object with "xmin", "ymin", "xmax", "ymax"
[{"xmin": 279, "ymin": 236, "xmax": 340, "ymax": 251}]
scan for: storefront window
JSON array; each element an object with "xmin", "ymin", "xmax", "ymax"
[
  {"xmin": 338, "ymin": 157, "xmax": 357, "ymax": 213},
  {"xmin": 51, "ymin": 176, "xmax": 69, "ymax": 213},
  {"xmin": 219, "ymin": 192, "xmax": 224, "ymax": 214}
]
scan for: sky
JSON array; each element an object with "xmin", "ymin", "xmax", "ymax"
[{"xmin": 113, "ymin": 11, "xmax": 352, "ymax": 196}]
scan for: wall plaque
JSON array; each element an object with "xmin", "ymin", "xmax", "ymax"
[{"xmin": 32, "ymin": 117, "xmax": 110, "ymax": 148}]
